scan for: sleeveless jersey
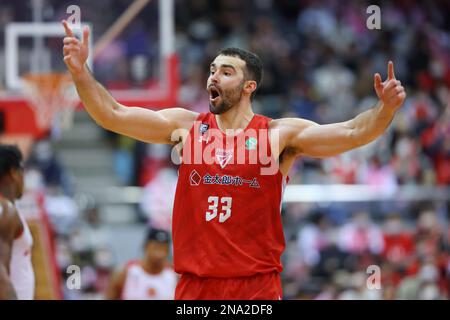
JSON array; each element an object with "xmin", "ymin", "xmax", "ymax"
[
  {"xmin": 121, "ymin": 261, "xmax": 177, "ymax": 300},
  {"xmin": 172, "ymin": 113, "xmax": 287, "ymax": 278},
  {"xmin": 10, "ymin": 206, "xmax": 35, "ymax": 300}
]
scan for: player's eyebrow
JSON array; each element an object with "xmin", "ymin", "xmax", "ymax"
[{"xmin": 210, "ymin": 63, "xmax": 236, "ymax": 71}]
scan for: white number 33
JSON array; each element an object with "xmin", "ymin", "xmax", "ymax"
[{"xmin": 206, "ymin": 196, "xmax": 232, "ymax": 223}]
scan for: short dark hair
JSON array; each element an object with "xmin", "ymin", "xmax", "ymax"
[
  {"xmin": 218, "ymin": 47, "xmax": 263, "ymax": 100},
  {"xmin": 0, "ymin": 145, "xmax": 23, "ymax": 179},
  {"xmin": 145, "ymin": 227, "xmax": 170, "ymax": 244}
]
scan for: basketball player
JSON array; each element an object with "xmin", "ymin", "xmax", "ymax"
[
  {"xmin": 105, "ymin": 228, "xmax": 177, "ymax": 300},
  {"xmin": 0, "ymin": 145, "xmax": 35, "ymax": 300},
  {"xmin": 62, "ymin": 21, "xmax": 405, "ymax": 299}
]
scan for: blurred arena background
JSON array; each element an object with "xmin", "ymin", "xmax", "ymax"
[{"xmin": 0, "ymin": 0, "xmax": 449, "ymax": 300}]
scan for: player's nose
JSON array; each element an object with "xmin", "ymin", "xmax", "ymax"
[{"xmin": 210, "ymin": 72, "xmax": 219, "ymax": 83}]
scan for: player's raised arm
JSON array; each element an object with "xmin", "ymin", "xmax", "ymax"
[
  {"xmin": 62, "ymin": 20, "xmax": 197, "ymax": 144},
  {"xmin": 274, "ymin": 61, "xmax": 406, "ymax": 158}
]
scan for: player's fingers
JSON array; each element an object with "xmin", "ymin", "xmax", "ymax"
[
  {"xmin": 63, "ymin": 45, "xmax": 71, "ymax": 56},
  {"xmin": 388, "ymin": 61, "xmax": 395, "ymax": 80},
  {"xmin": 82, "ymin": 26, "xmax": 90, "ymax": 46},
  {"xmin": 374, "ymin": 73, "xmax": 382, "ymax": 87},
  {"xmin": 374, "ymin": 73, "xmax": 383, "ymax": 92},
  {"xmin": 63, "ymin": 55, "xmax": 74, "ymax": 68},
  {"xmin": 63, "ymin": 37, "xmax": 79, "ymax": 45},
  {"xmin": 385, "ymin": 79, "xmax": 398, "ymax": 91},
  {"xmin": 386, "ymin": 86, "xmax": 405, "ymax": 101},
  {"xmin": 62, "ymin": 20, "xmax": 74, "ymax": 37},
  {"xmin": 63, "ymin": 44, "xmax": 79, "ymax": 50},
  {"xmin": 63, "ymin": 44, "xmax": 80, "ymax": 53}
]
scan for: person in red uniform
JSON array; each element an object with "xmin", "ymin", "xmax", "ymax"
[{"xmin": 62, "ymin": 21, "xmax": 406, "ymax": 300}]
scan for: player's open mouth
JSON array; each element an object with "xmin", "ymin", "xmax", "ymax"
[{"xmin": 209, "ymin": 87, "xmax": 221, "ymax": 103}]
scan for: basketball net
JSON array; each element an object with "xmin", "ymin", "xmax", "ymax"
[{"xmin": 21, "ymin": 72, "xmax": 79, "ymax": 133}]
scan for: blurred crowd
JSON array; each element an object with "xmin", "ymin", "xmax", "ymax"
[
  {"xmin": 0, "ymin": 0, "xmax": 449, "ymax": 299},
  {"xmin": 282, "ymin": 204, "xmax": 450, "ymax": 299}
]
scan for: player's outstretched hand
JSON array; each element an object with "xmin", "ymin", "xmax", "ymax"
[
  {"xmin": 374, "ymin": 61, "xmax": 406, "ymax": 111},
  {"xmin": 62, "ymin": 20, "xmax": 89, "ymax": 76}
]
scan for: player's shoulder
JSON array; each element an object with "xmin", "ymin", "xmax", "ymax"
[
  {"xmin": 158, "ymin": 107, "xmax": 199, "ymax": 130},
  {"xmin": 269, "ymin": 117, "xmax": 318, "ymax": 151},
  {"xmin": 269, "ymin": 118, "xmax": 317, "ymax": 136},
  {"xmin": 162, "ymin": 267, "xmax": 178, "ymax": 281},
  {"xmin": 112, "ymin": 263, "xmax": 133, "ymax": 284},
  {"xmin": 269, "ymin": 118, "xmax": 288, "ymax": 132},
  {"xmin": 124, "ymin": 259, "xmax": 141, "ymax": 271},
  {"xmin": 0, "ymin": 198, "xmax": 16, "ymax": 218},
  {"xmin": 161, "ymin": 107, "xmax": 199, "ymax": 118},
  {"xmin": 269, "ymin": 117, "xmax": 315, "ymax": 130}
]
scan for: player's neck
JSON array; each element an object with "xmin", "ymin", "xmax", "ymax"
[
  {"xmin": 215, "ymin": 103, "xmax": 254, "ymax": 132},
  {"xmin": 141, "ymin": 260, "xmax": 164, "ymax": 275}
]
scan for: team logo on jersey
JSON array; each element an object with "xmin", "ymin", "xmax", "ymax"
[
  {"xmin": 198, "ymin": 123, "xmax": 210, "ymax": 143},
  {"xmin": 189, "ymin": 170, "xmax": 201, "ymax": 186},
  {"xmin": 199, "ymin": 123, "xmax": 209, "ymax": 134},
  {"xmin": 249, "ymin": 177, "xmax": 260, "ymax": 188},
  {"xmin": 215, "ymin": 149, "xmax": 233, "ymax": 169},
  {"xmin": 147, "ymin": 287, "xmax": 157, "ymax": 297},
  {"xmin": 245, "ymin": 137, "xmax": 258, "ymax": 150},
  {"xmin": 202, "ymin": 173, "xmax": 260, "ymax": 188}
]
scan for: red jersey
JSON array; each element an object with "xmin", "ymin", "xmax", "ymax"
[{"xmin": 172, "ymin": 113, "xmax": 287, "ymax": 278}]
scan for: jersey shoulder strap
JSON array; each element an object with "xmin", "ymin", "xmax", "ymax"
[{"xmin": 0, "ymin": 198, "xmax": 15, "ymax": 218}]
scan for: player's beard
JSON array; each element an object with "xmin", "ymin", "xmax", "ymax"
[{"xmin": 209, "ymin": 81, "xmax": 244, "ymax": 115}]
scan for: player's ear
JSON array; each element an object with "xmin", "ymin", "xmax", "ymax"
[{"xmin": 244, "ymin": 80, "xmax": 257, "ymax": 96}]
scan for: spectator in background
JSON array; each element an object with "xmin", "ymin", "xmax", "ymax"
[
  {"xmin": 338, "ymin": 211, "xmax": 385, "ymax": 256},
  {"xmin": 112, "ymin": 135, "xmax": 136, "ymax": 185},
  {"xmin": 382, "ymin": 213, "xmax": 415, "ymax": 268},
  {"xmin": 396, "ymin": 260, "xmax": 444, "ymax": 300},
  {"xmin": 358, "ymin": 155, "xmax": 398, "ymax": 192},
  {"xmin": 297, "ymin": 211, "xmax": 332, "ymax": 267},
  {"xmin": 135, "ymin": 144, "xmax": 172, "ymax": 187},
  {"xmin": 27, "ymin": 140, "xmax": 73, "ymax": 195},
  {"xmin": 140, "ymin": 166, "xmax": 177, "ymax": 231}
]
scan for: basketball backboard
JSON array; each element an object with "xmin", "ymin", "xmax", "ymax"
[{"xmin": 0, "ymin": 0, "xmax": 178, "ymax": 136}]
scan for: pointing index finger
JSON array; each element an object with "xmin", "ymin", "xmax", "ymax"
[
  {"xmin": 388, "ymin": 60, "xmax": 395, "ymax": 80},
  {"xmin": 82, "ymin": 26, "xmax": 90, "ymax": 46},
  {"xmin": 62, "ymin": 20, "xmax": 74, "ymax": 37}
]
